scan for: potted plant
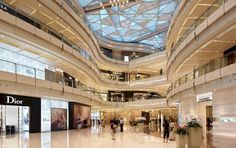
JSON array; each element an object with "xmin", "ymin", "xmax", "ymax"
[
  {"xmin": 135, "ymin": 117, "xmax": 146, "ymax": 132},
  {"xmin": 186, "ymin": 118, "xmax": 203, "ymax": 148},
  {"xmin": 175, "ymin": 126, "xmax": 188, "ymax": 148}
]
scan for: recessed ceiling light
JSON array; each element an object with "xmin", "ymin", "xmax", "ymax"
[
  {"xmin": 0, "ymin": 34, "xmax": 4, "ymax": 38},
  {"xmin": 38, "ymin": 4, "xmax": 41, "ymax": 7}
]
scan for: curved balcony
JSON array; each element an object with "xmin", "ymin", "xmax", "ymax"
[
  {"xmin": 167, "ymin": 53, "xmax": 236, "ymax": 98},
  {"xmin": 0, "ymin": 3, "xmax": 167, "ymax": 92},
  {"xmin": 0, "ymin": 0, "xmax": 167, "ymax": 73},
  {"xmin": 0, "ymin": 58, "xmax": 167, "ymax": 109},
  {"xmin": 167, "ymin": 0, "xmax": 236, "ymax": 78}
]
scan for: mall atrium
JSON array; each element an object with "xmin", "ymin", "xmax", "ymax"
[{"xmin": 0, "ymin": 0, "xmax": 235, "ymax": 147}]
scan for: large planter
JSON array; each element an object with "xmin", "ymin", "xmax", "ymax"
[
  {"xmin": 176, "ymin": 134, "xmax": 187, "ymax": 148},
  {"xmin": 137, "ymin": 122, "xmax": 144, "ymax": 132},
  {"xmin": 149, "ymin": 121, "xmax": 155, "ymax": 131},
  {"xmin": 188, "ymin": 127, "xmax": 203, "ymax": 148}
]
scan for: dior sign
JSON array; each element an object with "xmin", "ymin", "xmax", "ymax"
[{"xmin": 6, "ymin": 96, "xmax": 23, "ymax": 105}]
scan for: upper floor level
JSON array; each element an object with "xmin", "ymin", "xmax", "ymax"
[{"xmin": 165, "ymin": 0, "xmax": 236, "ymax": 82}]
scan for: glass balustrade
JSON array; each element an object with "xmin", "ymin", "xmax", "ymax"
[
  {"xmin": 168, "ymin": 53, "xmax": 236, "ymax": 93},
  {"xmin": 0, "ymin": 1, "xmax": 162, "ymax": 82},
  {"xmin": 0, "ymin": 58, "xmax": 164, "ymax": 102},
  {"xmin": 169, "ymin": 0, "xmax": 227, "ymax": 58}
]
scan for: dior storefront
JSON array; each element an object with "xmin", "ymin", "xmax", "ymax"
[{"xmin": 0, "ymin": 94, "xmax": 41, "ymax": 134}]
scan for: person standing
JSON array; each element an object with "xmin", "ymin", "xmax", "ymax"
[
  {"xmin": 163, "ymin": 117, "xmax": 170, "ymax": 143},
  {"xmin": 120, "ymin": 118, "xmax": 124, "ymax": 132},
  {"xmin": 111, "ymin": 118, "xmax": 117, "ymax": 140},
  {"xmin": 169, "ymin": 120, "xmax": 175, "ymax": 141}
]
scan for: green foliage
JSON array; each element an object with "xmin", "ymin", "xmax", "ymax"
[
  {"xmin": 175, "ymin": 127, "xmax": 188, "ymax": 135},
  {"xmin": 186, "ymin": 118, "xmax": 202, "ymax": 128}
]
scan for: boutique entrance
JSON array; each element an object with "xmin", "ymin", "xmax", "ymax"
[{"xmin": 0, "ymin": 105, "xmax": 30, "ymax": 135}]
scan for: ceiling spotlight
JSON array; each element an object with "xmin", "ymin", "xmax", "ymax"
[
  {"xmin": 38, "ymin": 4, "xmax": 41, "ymax": 7},
  {"xmin": 100, "ymin": 2, "xmax": 103, "ymax": 6},
  {"xmin": 0, "ymin": 34, "xmax": 4, "ymax": 38}
]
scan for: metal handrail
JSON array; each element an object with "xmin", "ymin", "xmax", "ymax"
[
  {"xmin": 167, "ymin": 53, "xmax": 236, "ymax": 94},
  {"xmin": 0, "ymin": 58, "xmax": 163, "ymax": 102},
  {"xmin": 168, "ymin": 0, "xmax": 226, "ymax": 59},
  {"xmin": 0, "ymin": 1, "xmax": 163, "ymax": 83}
]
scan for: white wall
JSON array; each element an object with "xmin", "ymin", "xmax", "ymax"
[
  {"xmin": 213, "ymin": 87, "xmax": 236, "ymax": 137},
  {"xmin": 179, "ymin": 96, "xmax": 212, "ymax": 137},
  {"xmin": 41, "ymin": 98, "xmax": 68, "ymax": 132}
]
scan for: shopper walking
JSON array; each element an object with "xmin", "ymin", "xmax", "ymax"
[
  {"xmin": 120, "ymin": 118, "xmax": 124, "ymax": 132},
  {"xmin": 111, "ymin": 118, "xmax": 117, "ymax": 140},
  {"xmin": 163, "ymin": 117, "xmax": 170, "ymax": 143},
  {"xmin": 169, "ymin": 120, "xmax": 175, "ymax": 141}
]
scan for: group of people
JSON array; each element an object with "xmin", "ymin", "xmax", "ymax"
[
  {"xmin": 163, "ymin": 117, "xmax": 175, "ymax": 143},
  {"xmin": 110, "ymin": 118, "xmax": 124, "ymax": 140}
]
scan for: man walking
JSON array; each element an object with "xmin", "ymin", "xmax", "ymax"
[{"xmin": 120, "ymin": 118, "xmax": 124, "ymax": 132}]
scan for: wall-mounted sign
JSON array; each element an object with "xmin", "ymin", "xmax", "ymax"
[
  {"xmin": 196, "ymin": 92, "xmax": 212, "ymax": 103},
  {"xmin": 6, "ymin": 96, "xmax": 23, "ymax": 105}
]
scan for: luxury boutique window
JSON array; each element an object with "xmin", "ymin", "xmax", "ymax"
[{"xmin": 0, "ymin": 43, "xmax": 49, "ymax": 80}]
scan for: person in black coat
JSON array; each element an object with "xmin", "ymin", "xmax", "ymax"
[{"xmin": 163, "ymin": 117, "xmax": 170, "ymax": 143}]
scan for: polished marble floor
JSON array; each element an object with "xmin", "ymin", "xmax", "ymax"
[
  {"xmin": 0, "ymin": 126, "xmax": 176, "ymax": 148},
  {"xmin": 1, "ymin": 125, "xmax": 235, "ymax": 148}
]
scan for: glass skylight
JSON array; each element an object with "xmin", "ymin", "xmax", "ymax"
[{"xmin": 77, "ymin": 0, "xmax": 178, "ymax": 51}]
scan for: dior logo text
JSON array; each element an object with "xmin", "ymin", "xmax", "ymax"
[{"xmin": 6, "ymin": 96, "xmax": 23, "ymax": 105}]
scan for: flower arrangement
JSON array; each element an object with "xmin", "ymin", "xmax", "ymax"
[
  {"xmin": 135, "ymin": 117, "xmax": 146, "ymax": 123},
  {"xmin": 150, "ymin": 117, "xmax": 157, "ymax": 122},
  {"xmin": 186, "ymin": 118, "xmax": 202, "ymax": 128},
  {"xmin": 175, "ymin": 126, "xmax": 188, "ymax": 135}
]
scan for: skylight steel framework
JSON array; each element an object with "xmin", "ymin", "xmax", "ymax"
[{"xmin": 77, "ymin": 0, "xmax": 178, "ymax": 51}]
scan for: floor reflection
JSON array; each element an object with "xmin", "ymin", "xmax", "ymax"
[
  {"xmin": 1, "ymin": 126, "xmax": 234, "ymax": 148},
  {"xmin": 0, "ymin": 126, "xmax": 176, "ymax": 148}
]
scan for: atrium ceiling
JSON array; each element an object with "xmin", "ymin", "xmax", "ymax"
[{"xmin": 77, "ymin": 0, "xmax": 179, "ymax": 52}]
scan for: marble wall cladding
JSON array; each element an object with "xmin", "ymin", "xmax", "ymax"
[{"xmin": 213, "ymin": 87, "xmax": 236, "ymax": 137}]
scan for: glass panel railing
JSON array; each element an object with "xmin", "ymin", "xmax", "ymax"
[
  {"xmin": 0, "ymin": 60, "xmax": 15, "ymax": 73},
  {"xmin": 0, "ymin": 58, "xmax": 164, "ymax": 102},
  {"xmin": 168, "ymin": 53, "xmax": 236, "ymax": 94},
  {"xmin": 169, "ymin": 0, "xmax": 227, "ymax": 58},
  {"xmin": 0, "ymin": 1, "xmax": 166, "ymax": 84}
]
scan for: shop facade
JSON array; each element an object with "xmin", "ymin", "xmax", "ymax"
[
  {"xmin": 0, "ymin": 94, "xmax": 41, "ymax": 134},
  {"xmin": 0, "ymin": 93, "xmax": 91, "ymax": 135},
  {"xmin": 69, "ymin": 102, "xmax": 91, "ymax": 129}
]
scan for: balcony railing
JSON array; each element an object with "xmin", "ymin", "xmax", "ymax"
[
  {"xmin": 0, "ymin": 58, "xmax": 164, "ymax": 102},
  {"xmin": 0, "ymin": 1, "xmax": 164, "ymax": 83},
  {"xmin": 168, "ymin": 52, "xmax": 236, "ymax": 93},
  {"xmin": 168, "ymin": 0, "xmax": 227, "ymax": 59}
]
